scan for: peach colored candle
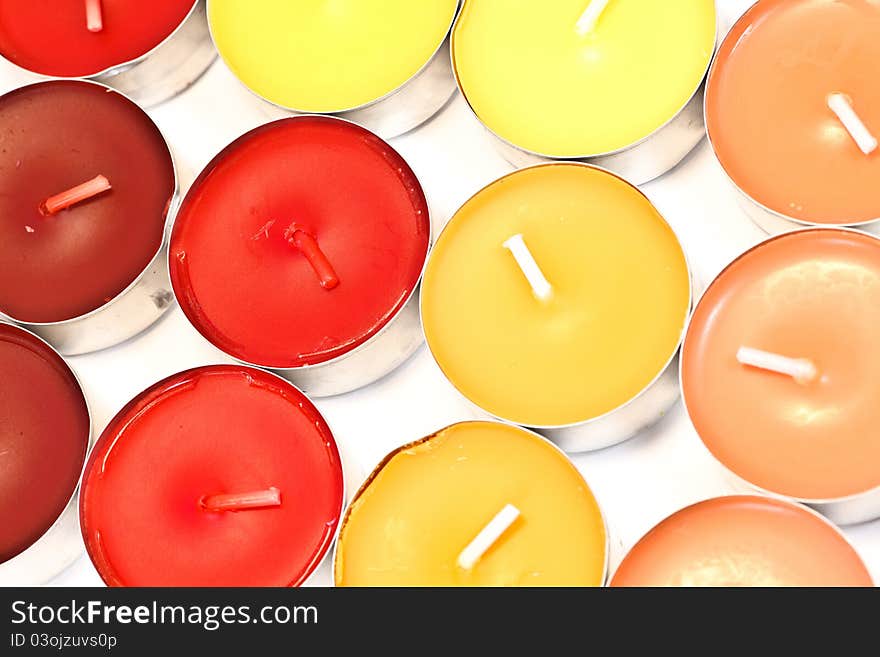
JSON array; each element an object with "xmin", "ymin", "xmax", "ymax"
[{"xmin": 706, "ymin": 0, "xmax": 880, "ymax": 225}]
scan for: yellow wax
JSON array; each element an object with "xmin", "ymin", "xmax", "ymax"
[
  {"xmin": 452, "ymin": 0, "xmax": 716, "ymax": 156},
  {"xmin": 334, "ymin": 422, "xmax": 607, "ymax": 586},
  {"xmin": 208, "ymin": 0, "xmax": 458, "ymax": 111},
  {"xmin": 422, "ymin": 164, "xmax": 690, "ymax": 427}
]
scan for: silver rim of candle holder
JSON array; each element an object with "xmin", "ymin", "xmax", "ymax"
[
  {"xmin": 450, "ymin": 1, "xmax": 719, "ymax": 186},
  {"xmin": 0, "ymin": 79, "xmax": 180, "ymax": 356},
  {"xmin": 0, "ymin": 323, "xmax": 94, "ymax": 586},
  {"xmin": 331, "ymin": 420, "xmax": 611, "ymax": 587},
  {"xmin": 680, "ymin": 226, "xmax": 880, "ymax": 526},
  {"xmin": 420, "ymin": 162, "xmax": 694, "ymax": 453},
  {"xmin": 168, "ymin": 114, "xmax": 432, "ymax": 398},
  {"xmin": 607, "ymin": 495, "xmax": 874, "ymax": 585},
  {"xmin": 206, "ymin": 0, "xmax": 461, "ymax": 139},
  {"xmin": 704, "ymin": 1, "xmax": 880, "ymax": 236},
  {"xmin": 0, "ymin": 0, "xmax": 215, "ymax": 108}
]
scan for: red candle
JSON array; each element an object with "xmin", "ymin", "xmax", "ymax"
[
  {"xmin": 0, "ymin": 0, "xmax": 196, "ymax": 77},
  {"xmin": 79, "ymin": 365, "xmax": 344, "ymax": 586},
  {"xmin": 0, "ymin": 324, "xmax": 90, "ymax": 564},
  {"xmin": 0, "ymin": 80, "xmax": 175, "ymax": 323},
  {"xmin": 169, "ymin": 116, "xmax": 430, "ymax": 368}
]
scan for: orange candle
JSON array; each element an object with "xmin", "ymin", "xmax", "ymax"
[
  {"xmin": 682, "ymin": 229, "xmax": 880, "ymax": 512},
  {"xmin": 706, "ymin": 0, "xmax": 880, "ymax": 225},
  {"xmin": 611, "ymin": 496, "xmax": 872, "ymax": 587}
]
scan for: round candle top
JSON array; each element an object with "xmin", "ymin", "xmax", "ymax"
[
  {"xmin": 0, "ymin": 0, "xmax": 195, "ymax": 77},
  {"xmin": 208, "ymin": 0, "xmax": 459, "ymax": 112},
  {"xmin": 0, "ymin": 324, "xmax": 89, "ymax": 564},
  {"xmin": 422, "ymin": 164, "xmax": 690, "ymax": 427},
  {"xmin": 706, "ymin": 0, "xmax": 880, "ymax": 224},
  {"xmin": 80, "ymin": 365, "xmax": 344, "ymax": 586},
  {"xmin": 452, "ymin": 0, "xmax": 716, "ymax": 157},
  {"xmin": 335, "ymin": 421, "xmax": 606, "ymax": 586},
  {"xmin": 611, "ymin": 496, "xmax": 872, "ymax": 587},
  {"xmin": 170, "ymin": 116, "xmax": 429, "ymax": 368},
  {"xmin": 683, "ymin": 229, "xmax": 880, "ymax": 500},
  {"xmin": 0, "ymin": 81, "xmax": 175, "ymax": 323}
]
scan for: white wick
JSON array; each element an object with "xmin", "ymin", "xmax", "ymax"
[
  {"xmin": 457, "ymin": 504, "xmax": 521, "ymax": 570},
  {"xmin": 85, "ymin": 0, "xmax": 104, "ymax": 33},
  {"xmin": 576, "ymin": 0, "xmax": 611, "ymax": 36},
  {"xmin": 502, "ymin": 234, "xmax": 553, "ymax": 301},
  {"xmin": 736, "ymin": 346, "xmax": 817, "ymax": 384},
  {"xmin": 827, "ymin": 93, "xmax": 877, "ymax": 155}
]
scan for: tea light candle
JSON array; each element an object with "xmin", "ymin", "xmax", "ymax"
[
  {"xmin": 169, "ymin": 116, "xmax": 429, "ymax": 395},
  {"xmin": 706, "ymin": 0, "xmax": 880, "ymax": 228},
  {"xmin": 0, "ymin": 324, "xmax": 89, "ymax": 566},
  {"xmin": 452, "ymin": 0, "xmax": 716, "ymax": 157},
  {"xmin": 611, "ymin": 496, "xmax": 872, "ymax": 587},
  {"xmin": 80, "ymin": 365, "xmax": 344, "ymax": 586},
  {"xmin": 421, "ymin": 164, "xmax": 690, "ymax": 450},
  {"xmin": 209, "ymin": 0, "xmax": 458, "ymax": 112},
  {"xmin": 0, "ymin": 81, "xmax": 175, "ymax": 337},
  {"xmin": 334, "ymin": 421, "xmax": 607, "ymax": 586},
  {"xmin": 682, "ymin": 229, "xmax": 880, "ymax": 523}
]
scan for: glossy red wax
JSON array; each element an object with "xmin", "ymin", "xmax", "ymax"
[
  {"xmin": 0, "ymin": 81, "xmax": 175, "ymax": 323},
  {"xmin": 0, "ymin": 324, "xmax": 89, "ymax": 564},
  {"xmin": 170, "ymin": 116, "xmax": 430, "ymax": 367},
  {"xmin": 79, "ymin": 365, "xmax": 344, "ymax": 586},
  {"xmin": 0, "ymin": 0, "xmax": 195, "ymax": 76}
]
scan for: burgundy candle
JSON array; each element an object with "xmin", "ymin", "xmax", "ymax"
[
  {"xmin": 0, "ymin": 80, "xmax": 175, "ymax": 324},
  {"xmin": 0, "ymin": 323, "xmax": 90, "ymax": 565}
]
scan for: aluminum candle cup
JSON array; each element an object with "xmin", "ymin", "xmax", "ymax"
[
  {"xmin": 421, "ymin": 163, "xmax": 692, "ymax": 452},
  {"xmin": 0, "ymin": 1, "xmax": 215, "ymax": 108},
  {"xmin": 207, "ymin": 0, "xmax": 461, "ymax": 139},
  {"xmin": 682, "ymin": 228, "xmax": 880, "ymax": 525},
  {"xmin": 610, "ymin": 496, "xmax": 873, "ymax": 587},
  {"xmin": 706, "ymin": 0, "xmax": 880, "ymax": 235},
  {"xmin": 0, "ymin": 80, "xmax": 178, "ymax": 355},
  {"xmin": 451, "ymin": 0, "xmax": 717, "ymax": 185},
  {"xmin": 334, "ymin": 421, "xmax": 608, "ymax": 586},
  {"xmin": 169, "ymin": 116, "xmax": 431, "ymax": 397},
  {"xmin": 0, "ymin": 323, "xmax": 92, "ymax": 585}
]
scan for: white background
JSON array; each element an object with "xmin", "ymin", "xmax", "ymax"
[{"xmin": 2, "ymin": 0, "xmax": 878, "ymax": 586}]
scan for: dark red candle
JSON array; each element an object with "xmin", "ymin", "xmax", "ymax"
[
  {"xmin": 0, "ymin": 0, "xmax": 195, "ymax": 77},
  {"xmin": 0, "ymin": 323, "xmax": 90, "ymax": 564},
  {"xmin": 0, "ymin": 80, "xmax": 175, "ymax": 323},
  {"xmin": 80, "ymin": 365, "xmax": 344, "ymax": 586},
  {"xmin": 170, "ymin": 116, "xmax": 430, "ymax": 367}
]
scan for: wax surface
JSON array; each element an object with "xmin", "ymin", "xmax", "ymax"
[
  {"xmin": 170, "ymin": 116, "xmax": 429, "ymax": 367},
  {"xmin": 611, "ymin": 496, "xmax": 872, "ymax": 587},
  {"xmin": 80, "ymin": 366, "xmax": 344, "ymax": 586},
  {"xmin": 0, "ymin": 81, "xmax": 175, "ymax": 323},
  {"xmin": 683, "ymin": 230, "xmax": 880, "ymax": 500},
  {"xmin": 453, "ymin": 0, "xmax": 715, "ymax": 156},
  {"xmin": 0, "ymin": 0, "xmax": 194, "ymax": 76},
  {"xmin": 0, "ymin": 324, "xmax": 89, "ymax": 564},
  {"xmin": 209, "ymin": 0, "xmax": 458, "ymax": 111},
  {"xmin": 707, "ymin": 0, "xmax": 880, "ymax": 224},
  {"xmin": 422, "ymin": 164, "xmax": 690, "ymax": 426},
  {"xmin": 335, "ymin": 422, "xmax": 606, "ymax": 586}
]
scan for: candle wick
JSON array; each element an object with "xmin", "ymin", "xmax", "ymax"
[
  {"xmin": 39, "ymin": 174, "xmax": 111, "ymax": 216},
  {"xmin": 201, "ymin": 487, "xmax": 281, "ymax": 513},
  {"xmin": 85, "ymin": 0, "xmax": 104, "ymax": 33},
  {"xmin": 827, "ymin": 93, "xmax": 877, "ymax": 155},
  {"xmin": 575, "ymin": 0, "xmax": 610, "ymax": 36},
  {"xmin": 286, "ymin": 226, "xmax": 340, "ymax": 290},
  {"xmin": 502, "ymin": 233, "xmax": 553, "ymax": 301},
  {"xmin": 736, "ymin": 346, "xmax": 817, "ymax": 385},
  {"xmin": 457, "ymin": 504, "xmax": 521, "ymax": 570}
]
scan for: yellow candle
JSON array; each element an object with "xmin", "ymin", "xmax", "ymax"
[
  {"xmin": 208, "ymin": 0, "xmax": 459, "ymax": 111},
  {"xmin": 421, "ymin": 164, "xmax": 690, "ymax": 427},
  {"xmin": 452, "ymin": 0, "xmax": 716, "ymax": 156},
  {"xmin": 334, "ymin": 421, "xmax": 607, "ymax": 586}
]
